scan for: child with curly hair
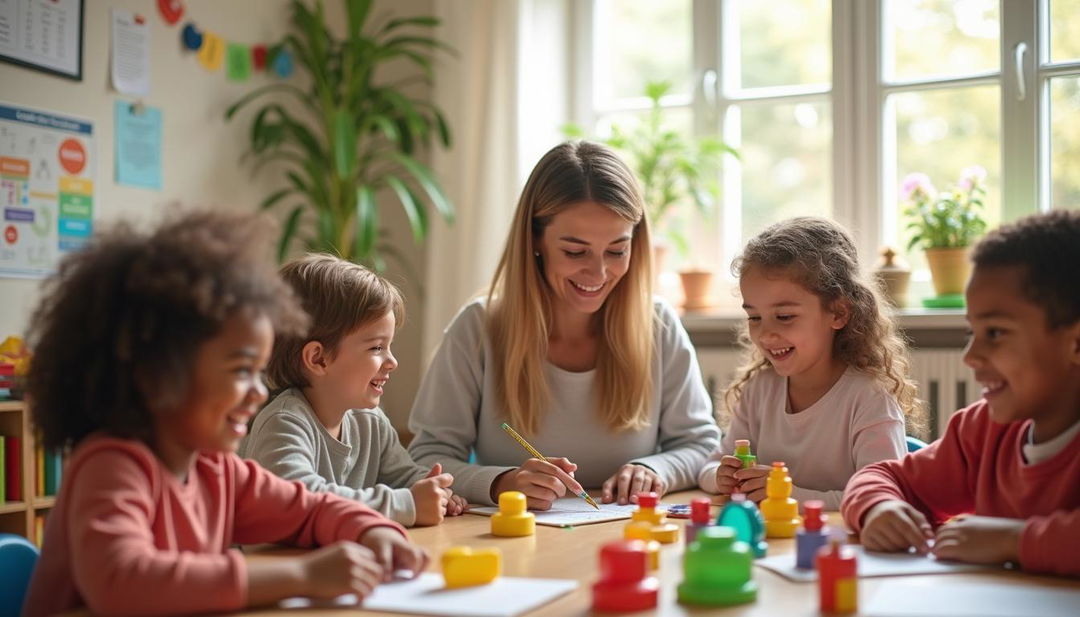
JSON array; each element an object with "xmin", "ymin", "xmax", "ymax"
[
  {"xmin": 698, "ymin": 217, "xmax": 924, "ymax": 510},
  {"xmin": 22, "ymin": 212, "xmax": 427, "ymax": 617}
]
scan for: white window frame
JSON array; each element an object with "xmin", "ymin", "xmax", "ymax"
[{"xmin": 572, "ymin": 0, "xmax": 1079, "ymax": 279}]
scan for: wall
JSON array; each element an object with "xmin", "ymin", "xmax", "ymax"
[{"xmin": 0, "ymin": 0, "xmax": 434, "ymax": 428}]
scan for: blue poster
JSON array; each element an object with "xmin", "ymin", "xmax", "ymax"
[{"xmin": 114, "ymin": 101, "xmax": 162, "ymax": 190}]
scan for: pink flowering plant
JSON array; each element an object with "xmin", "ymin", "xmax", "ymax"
[{"xmin": 902, "ymin": 166, "xmax": 988, "ymax": 251}]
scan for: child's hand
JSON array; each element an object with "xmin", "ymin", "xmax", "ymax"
[
  {"xmin": 601, "ymin": 463, "xmax": 665, "ymax": 505},
  {"xmin": 298, "ymin": 541, "xmax": 385, "ymax": 599},
  {"xmin": 732, "ymin": 464, "xmax": 771, "ymax": 502},
  {"xmin": 358, "ymin": 526, "xmax": 429, "ymax": 581},
  {"xmin": 446, "ymin": 493, "xmax": 468, "ymax": 516},
  {"xmin": 411, "ymin": 463, "xmax": 453, "ymax": 526},
  {"xmin": 932, "ymin": 515, "xmax": 1024, "ymax": 565},
  {"xmin": 860, "ymin": 500, "xmax": 933, "ymax": 554},
  {"xmin": 713, "ymin": 455, "xmax": 744, "ymax": 496}
]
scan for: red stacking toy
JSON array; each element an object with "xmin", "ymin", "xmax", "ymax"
[
  {"xmin": 592, "ymin": 540, "xmax": 659, "ymax": 612},
  {"xmin": 817, "ymin": 536, "xmax": 857, "ymax": 613},
  {"xmin": 686, "ymin": 497, "xmax": 711, "ymax": 545}
]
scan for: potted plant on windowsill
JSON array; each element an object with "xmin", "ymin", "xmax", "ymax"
[
  {"xmin": 565, "ymin": 81, "xmax": 737, "ymax": 311},
  {"xmin": 902, "ymin": 166, "xmax": 988, "ymax": 308},
  {"xmin": 226, "ymin": 0, "xmax": 454, "ymax": 268}
]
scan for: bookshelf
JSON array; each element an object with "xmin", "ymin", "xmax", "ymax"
[{"xmin": 0, "ymin": 400, "xmax": 56, "ymax": 542}]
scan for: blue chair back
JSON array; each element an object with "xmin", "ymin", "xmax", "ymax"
[
  {"xmin": 0, "ymin": 533, "xmax": 39, "ymax": 617},
  {"xmin": 906, "ymin": 436, "xmax": 929, "ymax": 452}
]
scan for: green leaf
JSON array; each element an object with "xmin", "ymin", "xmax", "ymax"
[
  {"xmin": 260, "ymin": 188, "xmax": 297, "ymax": 211},
  {"xmin": 331, "ymin": 109, "xmax": 358, "ymax": 179},
  {"xmin": 379, "ymin": 16, "xmax": 440, "ymax": 34},
  {"xmin": 278, "ymin": 206, "xmax": 304, "ymax": 262},
  {"xmin": 346, "ymin": 0, "xmax": 374, "ymax": 38},
  {"xmin": 355, "ymin": 185, "xmax": 377, "ymax": 259},
  {"xmin": 385, "ymin": 175, "xmax": 428, "ymax": 242},
  {"xmin": 391, "ymin": 153, "xmax": 454, "ymax": 222}
]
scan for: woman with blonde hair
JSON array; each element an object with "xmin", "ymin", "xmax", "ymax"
[{"xmin": 408, "ymin": 141, "xmax": 719, "ymax": 509}]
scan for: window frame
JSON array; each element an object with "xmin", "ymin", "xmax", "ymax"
[{"xmin": 572, "ymin": 0, "xmax": 1075, "ymax": 280}]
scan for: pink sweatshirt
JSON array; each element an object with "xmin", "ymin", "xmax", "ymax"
[
  {"xmin": 698, "ymin": 367, "xmax": 906, "ymax": 510},
  {"xmin": 842, "ymin": 400, "xmax": 1080, "ymax": 577},
  {"xmin": 23, "ymin": 435, "xmax": 406, "ymax": 617}
]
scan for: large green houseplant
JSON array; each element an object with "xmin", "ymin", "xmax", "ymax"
[{"xmin": 226, "ymin": 0, "xmax": 454, "ymax": 267}]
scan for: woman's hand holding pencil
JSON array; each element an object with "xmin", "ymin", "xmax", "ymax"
[{"xmin": 491, "ymin": 456, "xmax": 583, "ymax": 510}]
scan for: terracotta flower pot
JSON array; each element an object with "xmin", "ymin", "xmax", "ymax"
[
  {"xmin": 925, "ymin": 247, "xmax": 971, "ymax": 296},
  {"xmin": 679, "ymin": 269, "xmax": 714, "ymax": 312}
]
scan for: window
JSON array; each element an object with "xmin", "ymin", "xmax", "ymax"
[{"xmin": 574, "ymin": 0, "xmax": 1080, "ymax": 295}]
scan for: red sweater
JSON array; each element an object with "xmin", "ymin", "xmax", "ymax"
[
  {"xmin": 23, "ymin": 436, "xmax": 407, "ymax": 617},
  {"xmin": 842, "ymin": 400, "xmax": 1080, "ymax": 576}
]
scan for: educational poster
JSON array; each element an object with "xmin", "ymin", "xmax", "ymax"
[
  {"xmin": 0, "ymin": 0, "xmax": 84, "ymax": 80},
  {"xmin": 0, "ymin": 101, "xmax": 93, "ymax": 278}
]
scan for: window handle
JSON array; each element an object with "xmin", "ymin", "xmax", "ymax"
[
  {"xmin": 702, "ymin": 68, "xmax": 718, "ymax": 107},
  {"xmin": 1014, "ymin": 42, "xmax": 1028, "ymax": 101}
]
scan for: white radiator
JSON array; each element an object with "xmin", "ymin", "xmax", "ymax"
[{"xmin": 696, "ymin": 347, "xmax": 980, "ymax": 440}]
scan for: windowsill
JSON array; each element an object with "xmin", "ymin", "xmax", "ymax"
[{"xmin": 680, "ymin": 307, "xmax": 968, "ymax": 349}]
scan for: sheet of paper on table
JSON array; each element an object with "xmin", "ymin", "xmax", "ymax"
[
  {"xmin": 468, "ymin": 497, "xmax": 667, "ymax": 527},
  {"xmin": 864, "ymin": 579, "xmax": 1080, "ymax": 617},
  {"xmin": 279, "ymin": 573, "xmax": 578, "ymax": 617},
  {"xmin": 755, "ymin": 545, "xmax": 991, "ymax": 582}
]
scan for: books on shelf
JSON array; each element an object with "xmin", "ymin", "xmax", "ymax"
[{"xmin": 5, "ymin": 436, "xmax": 20, "ymax": 501}]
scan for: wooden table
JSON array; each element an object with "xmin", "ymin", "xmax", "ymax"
[{"xmin": 235, "ymin": 491, "xmax": 1079, "ymax": 616}]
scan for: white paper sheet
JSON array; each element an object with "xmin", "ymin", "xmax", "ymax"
[
  {"xmin": 469, "ymin": 497, "xmax": 665, "ymax": 527},
  {"xmin": 110, "ymin": 9, "xmax": 150, "ymax": 96},
  {"xmin": 755, "ymin": 545, "xmax": 990, "ymax": 582},
  {"xmin": 864, "ymin": 580, "xmax": 1080, "ymax": 617},
  {"xmin": 279, "ymin": 573, "xmax": 578, "ymax": 617}
]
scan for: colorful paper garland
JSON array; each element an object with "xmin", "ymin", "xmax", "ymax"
[{"xmin": 166, "ymin": 3, "xmax": 293, "ymax": 79}]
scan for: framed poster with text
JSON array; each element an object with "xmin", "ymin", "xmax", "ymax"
[{"xmin": 0, "ymin": 0, "xmax": 84, "ymax": 81}]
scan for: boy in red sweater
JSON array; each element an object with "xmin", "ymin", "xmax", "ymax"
[{"xmin": 841, "ymin": 210, "xmax": 1080, "ymax": 577}]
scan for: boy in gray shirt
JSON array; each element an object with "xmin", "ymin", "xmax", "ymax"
[{"xmin": 239, "ymin": 254, "xmax": 465, "ymax": 526}]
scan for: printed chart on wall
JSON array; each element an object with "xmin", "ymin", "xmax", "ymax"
[{"xmin": 0, "ymin": 101, "xmax": 93, "ymax": 278}]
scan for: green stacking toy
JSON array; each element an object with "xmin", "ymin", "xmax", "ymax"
[{"xmin": 678, "ymin": 526, "xmax": 758, "ymax": 606}]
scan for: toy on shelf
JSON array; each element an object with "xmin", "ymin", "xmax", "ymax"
[
  {"xmin": 733, "ymin": 439, "xmax": 756, "ymax": 468},
  {"xmin": 817, "ymin": 536, "xmax": 858, "ymax": 613},
  {"xmin": 761, "ymin": 461, "xmax": 800, "ymax": 538},
  {"xmin": 796, "ymin": 499, "xmax": 829, "ymax": 569},
  {"xmin": 685, "ymin": 498, "xmax": 712, "ymax": 545},
  {"xmin": 716, "ymin": 493, "xmax": 768, "ymax": 558},
  {"xmin": 591, "ymin": 540, "xmax": 659, "ymax": 612},
  {"xmin": 441, "ymin": 546, "xmax": 501, "ymax": 588},
  {"xmin": 491, "ymin": 491, "xmax": 535, "ymax": 537},
  {"xmin": 677, "ymin": 526, "xmax": 757, "ymax": 606}
]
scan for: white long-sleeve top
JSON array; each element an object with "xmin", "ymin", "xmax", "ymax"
[
  {"xmin": 408, "ymin": 298, "xmax": 721, "ymax": 505},
  {"xmin": 698, "ymin": 366, "xmax": 906, "ymax": 510}
]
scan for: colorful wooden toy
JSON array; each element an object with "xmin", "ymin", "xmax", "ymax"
[
  {"xmin": 717, "ymin": 493, "xmax": 768, "ymax": 558},
  {"xmin": 622, "ymin": 521, "xmax": 661, "ymax": 570},
  {"xmin": 685, "ymin": 498, "xmax": 712, "ymax": 545},
  {"xmin": 795, "ymin": 499, "xmax": 828, "ymax": 569},
  {"xmin": 677, "ymin": 526, "xmax": 757, "ymax": 606},
  {"xmin": 491, "ymin": 491, "xmax": 535, "ymax": 537},
  {"xmin": 441, "ymin": 546, "xmax": 501, "ymax": 588},
  {"xmin": 817, "ymin": 536, "xmax": 857, "ymax": 613},
  {"xmin": 591, "ymin": 540, "xmax": 659, "ymax": 612},
  {"xmin": 761, "ymin": 461, "xmax": 800, "ymax": 538},
  {"xmin": 625, "ymin": 492, "xmax": 679, "ymax": 544},
  {"xmin": 734, "ymin": 439, "xmax": 756, "ymax": 468},
  {"xmin": 630, "ymin": 492, "xmax": 664, "ymax": 525}
]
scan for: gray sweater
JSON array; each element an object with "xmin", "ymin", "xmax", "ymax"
[
  {"xmin": 407, "ymin": 298, "xmax": 721, "ymax": 505},
  {"xmin": 239, "ymin": 388, "xmax": 428, "ymax": 526}
]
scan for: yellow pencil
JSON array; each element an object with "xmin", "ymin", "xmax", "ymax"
[{"xmin": 500, "ymin": 422, "xmax": 600, "ymax": 510}]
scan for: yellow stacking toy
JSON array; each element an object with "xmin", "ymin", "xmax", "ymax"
[
  {"xmin": 628, "ymin": 492, "xmax": 679, "ymax": 544},
  {"xmin": 623, "ymin": 522, "xmax": 661, "ymax": 570},
  {"xmin": 491, "ymin": 491, "xmax": 535, "ymax": 537},
  {"xmin": 442, "ymin": 546, "xmax": 501, "ymax": 588},
  {"xmin": 760, "ymin": 461, "xmax": 801, "ymax": 538}
]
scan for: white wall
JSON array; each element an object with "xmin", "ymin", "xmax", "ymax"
[{"xmin": 0, "ymin": 0, "xmax": 435, "ymax": 427}]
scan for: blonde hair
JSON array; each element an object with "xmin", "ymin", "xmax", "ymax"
[
  {"xmin": 487, "ymin": 141, "xmax": 654, "ymax": 436},
  {"xmin": 267, "ymin": 253, "xmax": 404, "ymax": 391},
  {"xmin": 724, "ymin": 217, "xmax": 927, "ymax": 438}
]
